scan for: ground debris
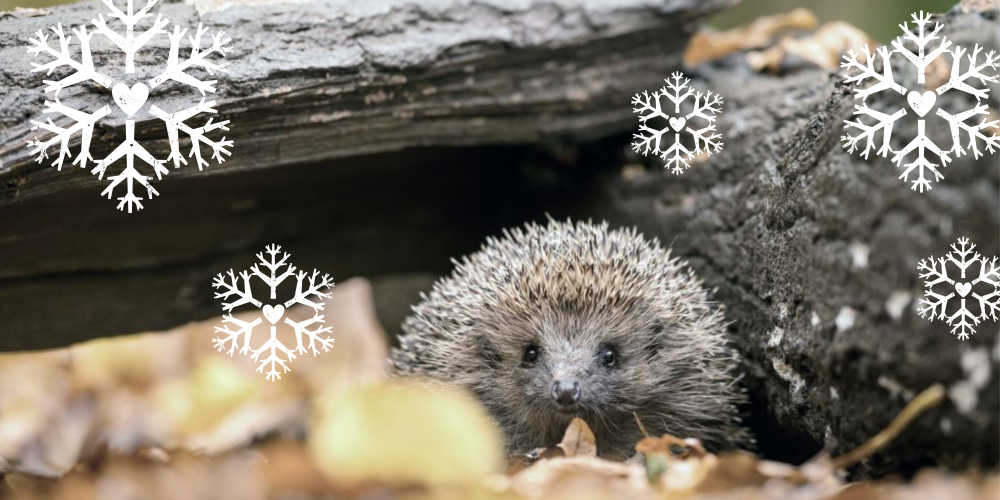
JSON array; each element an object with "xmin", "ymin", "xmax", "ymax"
[
  {"xmin": 0, "ymin": 286, "xmax": 994, "ymax": 499},
  {"xmin": 556, "ymin": 418, "xmax": 597, "ymax": 458},
  {"xmin": 685, "ymin": 8, "xmax": 876, "ymax": 74},
  {"xmin": 746, "ymin": 21, "xmax": 875, "ymax": 74},
  {"xmin": 685, "ymin": 8, "xmax": 819, "ymax": 66},
  {"xmin": 0, "ymin": 278, "xmax": 386, "ymax": 478}
]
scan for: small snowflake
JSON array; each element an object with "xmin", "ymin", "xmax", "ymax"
[
  {"xmin": 26, "ymin": 0, "xmax": 233, "ymax": 213},
  {"xmin": 631, "ymin": 71, "xmax": 724, "ymax": 174},
  {"xmin": 917, "ymin": 237, "xmax": 1000, "ymax": 340},
  {"xmin": 212, "ymin": 244, "xmax": 335, "ymax": 381},
  {"xmin": 841, "ymin": 11, "xmax": 999, "ymax": 193}
]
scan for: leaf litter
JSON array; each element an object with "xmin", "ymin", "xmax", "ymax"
[{"xmin": 0, "ymin": 278, "xmax": 994, "ymax": 499}]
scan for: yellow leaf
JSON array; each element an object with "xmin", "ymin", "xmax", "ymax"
[
  {"xmin": 309, "ymin": 380, "xmax": 503, "ymax": 488},
  {"xmin": 557, "ymin": 418, "xmax": 597, "ymax": 458}
]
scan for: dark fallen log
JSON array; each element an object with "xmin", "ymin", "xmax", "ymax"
[
  {"xmin": 0, "ymin": 0, "xmax": 730, "ymax": 206},
  {"xmin": 578, "ymin": 3, "xmax": 1000, "ymax": 476},
  {"xmin": 0, "ymin": 0, "xmax": 729, "ymax": 349}
]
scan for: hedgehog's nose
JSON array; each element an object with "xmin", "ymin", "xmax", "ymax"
[{"xmin": 551, "ymin": 380, "xmax": 581, "ymax": 407}]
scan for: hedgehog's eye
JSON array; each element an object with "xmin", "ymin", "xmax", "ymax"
[
  {"xmin": 522, "ymin": 345, "xmax": 540, "ymax": 365},
  {"xmin": 600, "ymin": 345, "xmax": 617, "ymax": 368}
]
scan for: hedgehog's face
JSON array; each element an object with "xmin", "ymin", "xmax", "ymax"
[
  {"xmin": 518, "ymin": 335, "xmax": 621, "ymax": 416},
  {"xmin": 480, "ymin": 308, "xmax": 667, "ymax": 431}
]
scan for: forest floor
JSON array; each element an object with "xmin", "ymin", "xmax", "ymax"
[{"xmin": 0, "ymin": 279, "xmax": 995, "ymax": 500}]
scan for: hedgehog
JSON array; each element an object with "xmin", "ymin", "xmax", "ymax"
[{"xmin": 390, "ymin": 219, "xmax": 749, "ymax": 458}]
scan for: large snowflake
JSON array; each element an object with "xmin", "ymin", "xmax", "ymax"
[
  {"xmin": 841, "ymin": 11, "xmax": 999, "ymax": 193},
  {"xmin": 631, "ymin": 71, "xmax": 724, "ymax": 174},
  {"xmin": 917, "ymin": 237, "xmax": 1000, "ymax": 341},
  {"xmin": 212, "ymin": 245, "xmax": 336, "ymax": 381},
  {"xmin": 26, "ymin": 0, "xmax": 233, "ymax": 213}
]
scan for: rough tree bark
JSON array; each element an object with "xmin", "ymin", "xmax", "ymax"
[
  {"xmin": 0, "ymin": 0, "xmax": 731, "ymax": 204},
  {"xmin": 581, "ymin": 3, "xmax": 999, "ymax": 476}
]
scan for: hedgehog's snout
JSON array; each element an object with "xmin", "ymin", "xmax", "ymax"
[{"xmin": 551, "ymin": 379, "xmax": 581, "ymax": 409}]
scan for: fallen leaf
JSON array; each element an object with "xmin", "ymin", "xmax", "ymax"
[
  {"xmin": 635, "ymin": 434, "xmax": 707, "ymax": 460},
  {"xmin": 959, "ymin": 0, "xmax": 1000, "ymax": 13},
  {"xmin": 684, "ymin": 8, "xmax": 818, "ymax": 65},
  {"xmin": 746, "ymin": 21, "xmax": 876, "ymax": 73},
  {"xmin": 309, "ymin": 379, "xmax": 503, "ymax": 488},
  {"xmin": 696, "ymin": 451, "xmax": 768, "ymax": 492},
  {"xmin": 510, "ymin": 457, "xmax": 648, "ymax": 500},
  {"xmin": 634, "ymin": 434, "xmax": 719, "ymax": 493},
  {"xmin": 557, "ymin": 418, "xmax": 597, "ymax": 458}
]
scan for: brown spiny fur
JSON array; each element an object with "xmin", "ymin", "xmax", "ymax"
[{"xmin": 390, "ymin": 219, "xmax": 750, "ymax": 458}]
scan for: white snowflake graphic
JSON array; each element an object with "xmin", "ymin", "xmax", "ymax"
[
  {"xmin": 26, "ymin": 0, "xmax": 233, "ymax": 213},
  {"xmin": 917, "ymin": 237, "xmax": 1000, "ymax": 340},
  {"xmin": 212, "ymin": 245, "xmax": 336, "ymax": 381},
  {"xmin": 841, "ymin": 11, "xmax": 999, "ymax": 193},
  {"xmin": 631, "ymin": 71, "xmax": 724, "ymax": 174}
]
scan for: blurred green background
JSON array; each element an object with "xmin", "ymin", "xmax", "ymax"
[{"xmin": 0, "ymin": 0, "xmax": 959, "ymax": 46}]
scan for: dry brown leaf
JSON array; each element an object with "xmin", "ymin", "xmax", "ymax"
[
  {"xmin": 746, "ymin": 21, "xmax": 876, "ymax": 73},
  {"xmin": 292, "ymin": 278, "xmax": 389, "ymax": 396},
  {"xmin": 557, "ymin": 418, "xmax": 597, "ymax": 458},
  {"xmin": 685, "ymin": 8, "xmax": 818, "ymax": 66},
  {"xmin": 924, "ymin": 54, "xmax": 953, "ymax": 88},
  {"xmin": 507, "ymin": 418, "xmax": 650, "ymax": 498},
  {"xmin": 70, "ymin": 331, "xmax": 187, "ymax": 390},
  {"xmin": 259, "ymin": 442, "xmax": 332, "ymax": 497},
  {"xmin": 0, "ymin": 350, "xmax": 90, "ymax": 477},
  {"xmin": 0, "ymin": 277, "xmax": 390, "ymax": 481},
  {"xmin": 959, "ymin": 0, "xmax": 1000, "ymax": 13},
  {"xmin": 510, "ymin": 456, "xmax": 649, "ymax": 500},
  {"xmin": 696, "ymin": 451, "xmax": 768, "ymax": 492},
  {"xmin": 635, "ymin": 434, "xmax": 707, "ymax": 460}
]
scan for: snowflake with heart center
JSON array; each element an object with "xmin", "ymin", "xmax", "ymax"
[
  {"xmin": 917, "ymin": 237, "xmax": 1000, "ymax": 341},
  {"xmin": 841, "ymin": 11, "xmax": 999, "ymax": 193},
  {"xmin": 631, "ymin": 71, "xmax": 724, "ymax": 174},
  {"xmin": 25, "ymin": 0, "xmax": 233, "ymax": 213},
  {"xmin": 212, "ymin": 244, "xmax": 336, "ymax": 381}
]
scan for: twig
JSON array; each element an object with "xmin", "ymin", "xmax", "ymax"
[
  {"xmin": 633, "ymin": 412, "xmax": 650, "ymax": 438},
  {"xmin": 830, "ymin": 383, "xmax": 946, "ymax": 469}
]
